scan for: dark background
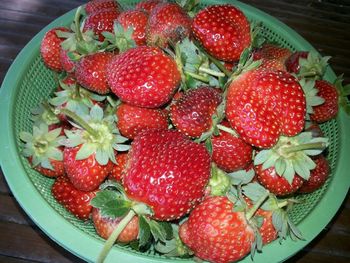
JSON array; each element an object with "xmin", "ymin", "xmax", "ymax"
[{"xmin": 0, "ymin": 0, "xmax": 349, "ymax": 262}]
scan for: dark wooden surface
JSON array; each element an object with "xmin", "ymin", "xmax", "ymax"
[{"xmin": 0, "ymin": 0, "xmax": 349, "ymax": 262}]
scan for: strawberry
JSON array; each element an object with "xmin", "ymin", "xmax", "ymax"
[
  {"xmin": 179, "ymin": 196, "xmax": 261, "ymax": 263},
  {"xmin": 305, "ymin": 121, "xmax": 324, "ymax": 138},
  {"xmin": 170, "ymin": 87, "xmax": 222, "ymax": 138},
  {"xmin": 107, "ymin": 46, "xmax": 181, "ymax": 108},
  {"xmin": 92, "ymin": 207, "xmax": 139, "ymax": 242},
  {"xmin": 83, "ymin": 9, "xmax": 120, "ymax": 41},
  {"xmin": 255, "ymin": 208, "xmax": 277, "ymax": 245},
  {"xmin": 192, "ymin": 4, "xmax": 251, "ymax": 62},
  {"xmin": 64, "ymin": 145, "xmax": 114, "ymax": 191},
  {"xmin": 211, "ymin": 120, "xmax": 253, "ymax": 172},
  {"xmin": 253, "ymin": 43, "xmax": 292, "ymax": 63},
  {"xmin": 85, "ymin": 0, "xmax": 121, "ymax": 15},
  {"xmin": 146, "ymin": 2, "xmax": 192, "ymax": 48},
  {"xmin": 123, "ymin": 129, "xmax": 211, "ymax": 221},
  {"xmin": 20, "ymin": 124, "xmax": 65, "ymax": 178},
  {"xmin": 285, "ymin": 51, "xmax": 330, "ymax": 79},
  {"xmin": 310, "ymin": 79, "xmax": 339, "ymax": 123},
  {"xmin": 298, "ymin": 155, "xmax": 330, "ymax": 193},
  {"xmin": 116, "ymin": 103, "xmax": 168, "ymax": 139},
  {"xmin": 108, "ymin": 152, "xmax": 128, "ymax": 182},
  {"xmin": 226, "ymin": 68, "xmax": 306, "ymax": 148},
  {"xmin": 117, "ymin": 10, "xmax": 149, "ymax": 46},
  {"xmin": 135, "ymin": 0, "xmax": 162, "ymax": 13},
  {"xmin": 62, "ymin": 105, "xmax": 130, "ymax": 191},
  {"xmin": 59, "ymin": 48, "xmax": 76, "ymax": 73},
  {"xmin": 75, "ymin": 52, "xmax": 114, "ymax": 94},
  {"xmin": 254, "ymin": 132, "xmax": 328, "ymax": 196},
  {"xmin": 40, "ymin": 27, "xmax": 70, "ymax": 71},
  {"xmin": 52, "ymin": 176, "xmax": 97, "ymax": 220}
]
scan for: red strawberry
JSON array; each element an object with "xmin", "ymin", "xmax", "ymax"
[
  {"xmin": 310, "ymin": 80, "xmax": 339, "ymax": 123},
  {"xmin": 226, "ymin": 68, "xmax": 306, "ymax": 148},
  {"xmin": 116, "ymin": 103, "xmax": 168, "ymax": 139},
  {"xmin": 255, "ymin": 208, "xmax": 277, "ymax": 245},
  {"xmin": 253, "ymin": 44, "xmax": 292, "ymax": 63},
  {"xmin": 108, "ymin": 152, "xmax": 128, "ymax": 182},
  {"xmin": 146, "ymin": 2, "xmax": 192, "ymax": 48},
  {"xmin": 64, "ymin": 145, "xmax": 114, "ymax": 191},
  {"xmin": 255, "ymin": 165, "xmax": 304, "ymax": 196},
  {"xmin": 298, "ymin": 155, "xmax": 330, "ymax": 193},
  {"xmin": 192, "ymin": 4, "xmax": 251, "ymax": 62},
  {"xmin": 52, "ymin": 176, "xmax": 97, "ymax": 220},
  {"xmin": 40, "ymin": 27, "xmax": 70, "ymax": 71},
  {"xmin": 92, "ymin": 207, "xmax": 139, "ymax": 242},
  {"xmin": 135, "ymin": 0, "xmax": 162, "ymax": 13},
  {"xmin": 305, "ymin": 121, "xmax": 324, "ymax": 137},
  {"xmin": 211, "ymin": 120, "xmax": 253, "ymax": 172},
  {"xmin": 83, "ymin": 9, "xmax": 120, "ymax": 41},
  {"xmin": 75, "ymin": 52, "xmax": 114, "ymax": 94},
  {"xmin": 85, "ymin": 0, "xmax": 121, "ymax": 15},
  {"xmin": 59, "ymin": 48, "xmax": 75, "ymax": 73},
  {"xmin": 179, "ymin": 196, "xmax": 255, "ymax": 263},
  {"xmin": 107, "ymin": 46, "xmax": 181, "ymax": 108},
  {"xmin": 117, "ymin": 10, "xmax": 149, "ymax": 46},
  {"xmin": 170, "ymin": 87, "xmax": 222, "ymax": 138},
  {"xmin": 123, "ymin": 129, "xmax": 211, "ymax": 221},
  {"xmin": 20, "ymin": 124, "xmax": 65, "ymax": 178}
]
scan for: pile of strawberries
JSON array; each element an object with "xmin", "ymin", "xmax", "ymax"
[{"xmin": 19, "ymin": 0, "xmax": 350, "ymax": 262}]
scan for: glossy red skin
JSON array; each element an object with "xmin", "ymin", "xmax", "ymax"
[
  {"xmin": 107, "ymin": 46, "xmax": 181, "ymax": 108},
  {"xmin": 64, "ymin": 146, "xmax": 113, "ymax": 191},
  {"xmin": 310, "ymin": 80, "xmax": 339, "ymax": 123},
  {"xmin": 40, "ymin": 27, "xmax": 70, "ymax": 71},
  {"xmin": 255, "ymin": 165, "xmax": 304, "ymax": 196},
  {"xmin": 146, "ymin": 2, "xmax": 192, "ymax": 48},
  {"xmin": 226, "ymin": 68, "xmax": 306, "ymax": 148},
  {"xmin": 298, "ymin": 155, "xmax": 330, "ymax": 193},
  {"xmin": 52, "ymin": 176, "xmax": 97, "ymax": 220},
  {"xmin": 83, "ymin": 9, "xmax": 120, "ymax": 41},
  {"xmin": 92, "ymin": 207, "xmax": 139, "ymax": 242},
  {"xmin": 170, "ymin": 87, "xmax": 222, "ymax": 138},
  {"xmin": 179, "ymin": 196, "xmax": 254, "ymax": 263},
  {"xmin": 253, "ymin": 44, "xmax": 292, "ymax": 62},
  {"xmin": 192, "ymin": 4, "xmax": 251, "ymax": 62},
  {"xmin": 60, "ymin": 48, "xmax": 75, "ymax": 73},
  {"xmin": 85, "ymin": 0, "xmax": 121, "ymax": 15},
  {"xmin": 135, "ymin": 0, "xmax": 162, "ymax": 13},
  {"xmin": 116, "ymin": 103, "xmax": 168, "ymax": 139},
  {"xmin": 123, "ymin": 129, "xmax": 211, "ymax": 221},
  {"xmin": 117, "ymin": 10, "xmax": 148, "ymax": 46},
  {"xmin": 285, "ymin": 51, "xmax": 308, "ymax": 74},
  {"xmin": 211, "ymin": 120, "xmax": 252, "ymax": 172},
  {"xmin": 75, "ymin": 52, "xmax": 114, "ymax": 94},
  {"xmin": 108, "ymin": 152, "xmax": 129, "ymax": 182}
]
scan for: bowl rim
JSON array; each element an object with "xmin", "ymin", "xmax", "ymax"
[{"xmin": 0, "ymin": 1, "xmax": 349, "ymax": 262}]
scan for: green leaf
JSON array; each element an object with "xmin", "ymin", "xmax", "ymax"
[
  {"xmin": 254, "ymin": 150, "xmax": 270, "ymax": 165},
  {"xmin": 242, "ymin": 182, "xmax": 267, "ymax": 202},
  {"xmin": 46, "ymin": 147, "xmax": 63, "ymax": 161},
  {"xmin": 19, "ymin": 131, "xmax": 33, "ymax": 142},
  {"xmin": 148, "ymin": 220, "xmax": 168, "ymax": 242},
  {"xmin": 100, "ymin": 198, "xmax": 132, "ymax": 218},
  {"xmin": 274, "ymin": 157, "xmax": 286, "ymax": 176},
  {"xmin": 95, "ymin": 148, "xmax": 109, "ymax": 165},
  {"xmin": 205, "ymin": 138, "xmax": 213, "ymax": 155},
  {"xmin": 76, "ymin": 143, "xmax": 95, "ymax": 160},
  {"xmin": 138, "ymin": 216, "xmax": 151, "ymax": 247},
  {"xmin": 288, "ymin": 217, "xmax": 304, "ymax": 240},
  {"xmin": 228, "ymin": 169, "xmax": 255, "ymax": 185},
  {"xmin": 90, "ymin": 190, "xmax": 119, "ymax": 208},
  {"xmin": 283, "ymin": 160, "xmax": 295, "ymax": 185}
]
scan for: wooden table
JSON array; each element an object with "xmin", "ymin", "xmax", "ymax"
[{"xmin": 0, "ymin": 0, "xmax": 349, "ymax": 262}]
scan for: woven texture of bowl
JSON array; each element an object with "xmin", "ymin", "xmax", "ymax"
[{"xmin": 0, "ymin": 0, "xmax": 349, "ymax": 262}]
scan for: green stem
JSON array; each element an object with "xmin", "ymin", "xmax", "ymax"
[
  {"xmin": 217, "ymin": 124, "xmax": 238, "ymax": 137},
  {"xmin": 185, "ymin": 71, "xmax": 209, "ymax": 83},
  {"xmin": 74, "ymin": 6, "xmax": 83, "ymax": 42},
  {"xmin": 97, "ymin": 210, "xmax": 136, "ymax": 263},
  {"xmin": 205, "ymin": 52, "xmax": 231, "ymax": 77},
  {"xmin": 282, "ymin": 142, "xmax": 327, "ymax": 155},
  {"xmin": 175, "ymin": 44, "xmax": 187, "ymax": 86},
  {"xmin": 58, "ymin": 108, "xmax": 99, "ymax": 138},
  {"xmin": 198, "ymin": 66, "xmax": 225, "ymax": 77},
  {"xmin": 246, "ymin": 190, "xmax": 270, "ymax": 221},
  {"xmin": 298, "ymin": 70, "xmax": 318, "ymax": 78},
  {"xmin": 277, "ymin": 200, "xmax": 289, "ymax": 209}
]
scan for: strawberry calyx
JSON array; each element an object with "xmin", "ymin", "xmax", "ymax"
[
  {"xmin": 101, "ymin": 22, "xmax": 136, "ymax": 53},
  {"xmin": 31, "ymin": 102, "xmax": 60, "ymax": 126},
  {"xmin": 20, "ymin": 123, "xmax": 65, "ymax": 170},
  {"xmin": 299, "ymin": 78, "xmax": 325, "ymax": 118},
  {"xmin": 208, "ymin": 164, "xmax": 232, "ymax": 196},
  {"xmin": 58, "ymin": 105, "xmax": 130, "ymax": 165},
  {"xmin": 254, "ymin": 132, "xmax": 329, "ymax": 183},
  {"xmin": 49, "ymin": 79, "xmax": 106, "ymax": 118},
  {"xmin": 335, "ymin": 74, "xmax": 350, "ymax": 115},
  {"xmin": 91, "ymin": 182, "xmax": 174, "ymax": 262},
  {"xmin": 294, "ymin": 51, "xmax": 331, "ymax": 80}
]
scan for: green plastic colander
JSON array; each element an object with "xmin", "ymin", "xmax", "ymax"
[{"xmin": 0, "ymin": 0, "xmax": 349, "ymax": 262}]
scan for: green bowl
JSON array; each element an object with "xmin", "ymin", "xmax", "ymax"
[{"xmin": 0, "ymin": 0, "xmax": 349, "ymax": 262}]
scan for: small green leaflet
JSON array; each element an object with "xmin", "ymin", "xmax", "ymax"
[
  {"xmin": 228, "ymin": 168, "xmax": 255, "ymax": 185},
  {"xmin": 138, "ymin": 216, "xmax": 151, "ymax": 247}
]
